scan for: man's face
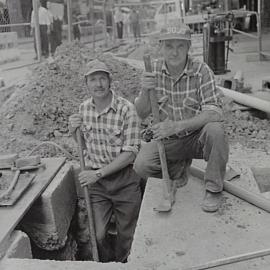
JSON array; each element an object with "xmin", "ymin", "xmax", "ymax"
[
  {"xmin": 85, "ymin": 71, "xmax": 111, "ymax": 99},
  {"xmin": 161, "ymin": 39, "xmax": 190, "ymax": 68}
]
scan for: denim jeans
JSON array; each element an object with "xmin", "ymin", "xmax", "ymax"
[{"xmin": 133, "ymin": 122, "xmax": 229, "ymax": 193}]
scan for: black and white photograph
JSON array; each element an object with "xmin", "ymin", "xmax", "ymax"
[{"xmin": 0, "ymin": 0, "xmax": 270, "ymax": 269}]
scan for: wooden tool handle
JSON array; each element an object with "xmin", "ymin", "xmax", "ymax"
[
  {"xmin": 76, "ymin": 129, "xmax": 99, "ymax": 262},
  {"xmin": 143, "ymin": 55, "xmax": 171, "ymax": 183},
  {"xmin": 143, "ymin": 54, "xmax": 160, "ymax": 125}
]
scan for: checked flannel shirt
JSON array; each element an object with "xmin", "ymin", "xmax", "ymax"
[
  {"xmin": 149, "ymin": 56, "xmax": 223, "ymax": 137},
  {"xmin": 79, "ymin": 91, "xmax": 141, "ymax": 169}
]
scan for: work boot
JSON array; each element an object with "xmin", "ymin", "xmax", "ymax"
[{"xmin": 202, "ymin": 190, "xmax": 222, "ymax": 212}]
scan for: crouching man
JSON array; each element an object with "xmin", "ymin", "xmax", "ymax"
[
  {"xmin": 69, "ymin": 59, "xmax": 142, "ymax": 262},
  {"xmin": 133, "ymin": 23, "xmax": 229, "ymax": 212}
]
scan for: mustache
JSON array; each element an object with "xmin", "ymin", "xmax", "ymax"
[{"xmin": 94, "ymin": 87, "xmax": 105, "ymax": 91}]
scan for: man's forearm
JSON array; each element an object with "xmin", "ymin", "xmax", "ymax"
[
  {"xmin": 100, "ymin": 151, "xmax": 136, "ymax": 178},
  {"xmin": 134, "ymin": 91, "xmax": 151, "ymax": 119},
  {"xmin": 177, "ymin": 110, "xmax": 223, "ymax": 134}
]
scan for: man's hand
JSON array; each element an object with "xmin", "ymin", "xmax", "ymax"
[
  {"xmin": 30, "ymin": 28, "xmax": 34, "ymax": 37},
  {"xmin": 79, "ymin": 170, "xmax": 100, "ymax": 187},
  {"xmin": 152, "ymin": 120, "xmax": 185, "ymax": 140},
  {"xmin": 69, "ymin": 114, "xmax": 82, "ymax": 132},
  {"xmin": 141, "ymin": 71, "xmax": 156, "ymax": 93}
]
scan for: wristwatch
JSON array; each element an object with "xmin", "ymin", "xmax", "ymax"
[{"xmin": 95, "ymin": 170, "xmax": 103, "ymax": 179}]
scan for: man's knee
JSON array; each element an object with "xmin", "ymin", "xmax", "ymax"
[
  {"xmin": 95, "ymin": 226, "xmax": 107, "ymax": 243},
  {"xmin": 133, "ymin": 156, "xmax": 147, "ymax": 179},
  {"xmin": 203, "ymin": 122, "xmax": 226, "ymax": 141}
]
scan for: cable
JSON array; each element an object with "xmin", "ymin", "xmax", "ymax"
[{"xmin": 27, "ymin": 141, "xmax": 79, "ymax": 161}]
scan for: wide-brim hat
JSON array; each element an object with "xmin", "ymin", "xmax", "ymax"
[
  {"xmin": 158, "ymin": 22, "xmax": 191, "ymax": 41},
  {"xmin": 84, "ymin": 59, "xmax": 111, "ymax": 77}
]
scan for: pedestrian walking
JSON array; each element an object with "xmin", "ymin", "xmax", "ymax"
[{"xmin": 30, "ymin": 0, "xmax": 51, "ymax": 59}]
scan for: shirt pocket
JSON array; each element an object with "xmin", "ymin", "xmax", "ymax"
[
  {"xmin": 183, "ymin": 96, "xmax": 201, "ymax": 112},
  {"xmin": 106, "ymin": 128, "xmax": 123, "ymax": 146}
]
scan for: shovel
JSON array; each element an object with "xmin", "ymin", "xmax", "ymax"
[
  {"xmin": 76, "ymin": 129, "xmax": 99, "ymax": 261},
  {"xmin": 143, "ymin": 54, "xmax": 177, "ymax": 212}
]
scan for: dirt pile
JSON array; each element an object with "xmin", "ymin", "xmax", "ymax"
[
  {"xmin": 223, "ymin": 102, "xmax": 270, "ymax": 151},
  {"xmin": 0, "ymin": 41, "xmax": 142, "ymax": 156}
]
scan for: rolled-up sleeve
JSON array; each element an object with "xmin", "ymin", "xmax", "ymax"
[
  {"xmin": 199, "ymin": 63, "xmax": 223, "ymax": 116},
  {"xmin": 122, "ymin": 105, "xmax": 141, "ymax": 155}
]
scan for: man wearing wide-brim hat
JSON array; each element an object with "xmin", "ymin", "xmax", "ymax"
[
  {"xmin": 134, "ymin": 22, "xmax": 229, "ymax": 212},
  {"xmin": 69, "ymin": 59, "xmax": 142, "ymax": 262}
]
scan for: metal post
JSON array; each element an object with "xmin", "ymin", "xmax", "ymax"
[
  {"xmin": 32, "ymin": 0, "xmax": 41, "ymax": 62},
  {"xmin": 89, "ymin": 0, "xmax": 95, "ymax": 51},
  {"xmin": 111, "ymin": 0, "xmax": 116, "ymax": 43},
  {"xmin": 257, "ymin": 0, "xmax": 262, "ymax": 60},
  {"xmin": 67, "ymin": 0, "xmax": 73, "ymax": 42},
  {"xmin": 103, "ymin": 0, "xmax": 108, "ymax": 48}
]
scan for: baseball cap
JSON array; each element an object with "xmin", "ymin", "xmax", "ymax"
[
  {"xmin": 84, "ymin": 59, "xmax": 111, "ymax": 77},
  {"xmin": 158, "ymin": 22, "xmax": 191, "ymax": 41}
]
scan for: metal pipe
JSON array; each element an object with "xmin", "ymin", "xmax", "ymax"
[
  {"xmin": 190, "ymin": 166, "xmax": 270, "ymax": 213},
  {"xmin": 32, "ymin": 0, "xmax": 41, "ymax": 62},
  {"xmin": 67, "ymin": 0, "xmax": 73, "ymax": 42},
  {"xmin": 218, "ymin": 86, "xmax": 270, "ymax": 114},
  {"xmin": 257, "ymin": 0, "xmax": 262, "ymax": 59}
]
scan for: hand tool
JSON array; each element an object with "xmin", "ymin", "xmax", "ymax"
[
  {"xmin": 76, "ymin": 128, "xmax": 99, "ymax": 261},
  {"xmin": 143, "ymin": 54, "xmax": 177, "ymax": 212},
  {"xmin": 0, "ymin": 155, "xmax": 43, "ymax": 201}
]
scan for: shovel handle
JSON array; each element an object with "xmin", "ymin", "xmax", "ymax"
[
  {"xmin": 76, "ymin": 129, "xmax": 99, "ymax": 262},
  {"xmin": 143, "ymin": 55, "xmax": 171, "ymax": 184}
]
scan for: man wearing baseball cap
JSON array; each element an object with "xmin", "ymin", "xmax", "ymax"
[
  {"xmin": 69, "ymin": 59, "xmax": 141, "ymax": 262},
  {"xmin": 134, "ymin": 22, "xmax": 229, "ymax": 212}
]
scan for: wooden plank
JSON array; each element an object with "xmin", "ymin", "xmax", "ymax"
[{"xmin": 0, "ymin": 158, "xmax": 66, "ymax": 246}]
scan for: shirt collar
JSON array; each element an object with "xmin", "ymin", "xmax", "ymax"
[
  {"xmin": 161, "ymin": 56, "xmax": 195, "ymax": 78},
  {"xmin": 88, "ymin": 90, "xmax": 117, "ymax": 113}
]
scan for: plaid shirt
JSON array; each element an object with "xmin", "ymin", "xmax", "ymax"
[
  {"xmin": 79, "ymin": 91, "xmax": 141, "ymax": 169},
  {"xmin": 149, "ymin": 57, "xmax": 223, "ymax": 136}
]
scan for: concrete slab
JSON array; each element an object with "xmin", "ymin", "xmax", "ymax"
[
  {"xmin": 21, "ymin": 164, "xmax": 77, "ymax": 250},
  {"xmin": 130, "ymin": 176, "xmax": 270, "ymax": 270},
  {"xmin": 0, "ymin": 158, "xmax": 66, "ymax": 247},
  {"xmin": 0, "ymin": 258, "xmax": 135, "ymax": 270},
  {"xmin": 4, "ymin": 231, "xmax": 32, "ymax": 259}
]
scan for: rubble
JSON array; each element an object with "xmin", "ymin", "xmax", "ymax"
[{"xmin": 0, "ymin": 41, "xmax": 142, "ymax": 157}]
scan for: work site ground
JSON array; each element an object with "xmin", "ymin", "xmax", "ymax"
[{"xmin": 0, "ymin": 30, "xmax": 270, "ymax": 270}]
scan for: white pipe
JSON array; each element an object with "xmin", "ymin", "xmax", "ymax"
[{"xmin": 218, "ymin": 86, "xmax": 270, "ymax": 114}]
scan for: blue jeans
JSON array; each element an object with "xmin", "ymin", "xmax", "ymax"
[{"xmin": 133, "ymin": 122, "xmax": 229, "ymax": 192}]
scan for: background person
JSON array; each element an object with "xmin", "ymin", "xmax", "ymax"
[{"xmin": 30, "ymin": 0, "xmax": 51, "ymax": 59}]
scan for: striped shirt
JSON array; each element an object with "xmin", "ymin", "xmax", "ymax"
[
  {"xmin": 148, "ymin": 56, "xmax": 223, "ymax": 136},
  {"xmin": 79, "ymin": 91, "xmax": 141, "ymax": 169}
]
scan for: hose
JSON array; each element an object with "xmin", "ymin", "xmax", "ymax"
[{"xmin": 27, "ymin": 141, "xmax": 79, "ymax": 161}]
